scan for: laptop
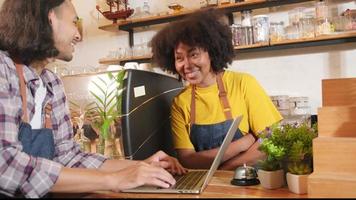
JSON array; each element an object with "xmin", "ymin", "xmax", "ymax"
[{"xmin": 122, "ymin": 115, "xmax": 243, "ymax": 194}]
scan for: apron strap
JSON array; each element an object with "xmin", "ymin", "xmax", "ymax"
[
  {"xmin": 190, "ymin": 85, "xmax": 196, "ymax": 127},
  {"xmin": 15, "ymin": 63, "xmax": 29, "ymax": 123},
  {"xmin": 14, "ymin": 63, "xmax": 52, "ymax": 129},
  {"xmin": 190, "ymin": 71, "xmax": 233, "ymax": 127},
  {"xmin": 216, "ymin": 72, "xmax": 233, "ymax": 120},
  {"xmin": 44, "ymin": 104, "xmax": 52, "ymax": 129}
]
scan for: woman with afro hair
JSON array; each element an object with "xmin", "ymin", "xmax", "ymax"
[{"xmin": 150, "ymin": 8, "xmax": 282, "ymax": 170}]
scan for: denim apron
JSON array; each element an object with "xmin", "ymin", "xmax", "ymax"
[
  {"xmin": 15, "ymin": 64, "xmax": 55, "ymax": 160},
  {"xmin": 189, "ymin": 72, "xmax": 243, "ymax": 152}
]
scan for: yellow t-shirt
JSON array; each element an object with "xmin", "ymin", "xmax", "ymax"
[{"xmin": 171, "ymin": 70, "xmax": 283, "ymax": 150}]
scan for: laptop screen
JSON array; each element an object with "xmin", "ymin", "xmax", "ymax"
[
  {"xmin": 121, "ymin": 69, "xmax": 184, "ymax": 160},
  {"xmin": 201, "ymin": 115, "xmax": 243, "ymax": 191}
]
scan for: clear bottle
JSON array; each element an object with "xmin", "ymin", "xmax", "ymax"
[
  {"xmin": 241, "ymin": 10, "xmax": 252, "ymax": 27},
  {"xmin": 142, "ymin": 0, "xmax": 150, "ymax": 16},
  {"xmin": 230, "ymin": 24, "xmax": 239, "ymax": 46}
]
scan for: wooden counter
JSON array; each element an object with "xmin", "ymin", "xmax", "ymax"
[{"xmin": 53, "ymin": 170, "xmax": 308, "ymax": 198}]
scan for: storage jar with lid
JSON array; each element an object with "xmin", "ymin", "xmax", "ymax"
[
  {"xmin": 252, "ymin": 15, "xmax": 269, "ymax": 43},
  {"xmin": 300, "ymin": 15, "xmax": 315, "ymax": 38},
  {"xmin": 269, "ymin": 21, "xmax": 285, "ymax": 42}
]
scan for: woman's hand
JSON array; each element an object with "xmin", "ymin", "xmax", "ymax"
[{"xmin": 145, "ymin": 150, "xmax": 188, "ymax": 175}]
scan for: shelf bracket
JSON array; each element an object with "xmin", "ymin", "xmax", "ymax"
[{"xmin": 128, "ymin": 29, "xmax": 134, "ymax": 47}]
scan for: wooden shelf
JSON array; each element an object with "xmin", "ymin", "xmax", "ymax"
[
  {"xmin": 98, "ymin": 31, "xmax": 356, "ymax": 64},
  {"xmin": 98, "ymin": 0, "xmax": 314, "ymax": 32},
  {"xmin": 235, "ymin": 31, "xmax": 356, "ymax": 53},
  {"xmin": 271, "ymin": 31, "xmax": 356, "ymax": 45},
  {"xmin": 99, "ymin": 55, "xmax": 152, "ymax": 65},
  {"xmin": 97, "ymin": 0, "xmax": 355, "ymax": 63},
  {"xmin": 234, "ymin": 42, "xmax": 269, "ymax": 50}
]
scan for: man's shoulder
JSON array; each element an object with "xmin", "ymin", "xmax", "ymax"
[
  {"xmin": 0, "ymin": 51, "xmax": 16, "ymax": 78},
  {"xmin": 0, "ymin": 50, "xmax": 13, "ymax": 67},
  {"xmin": 0, "ymin": 50, "xmax": 9, "ymax": 57},
  {"xmin": 42, "ymin": 68, "xmax": 62, "ymax": 86}
]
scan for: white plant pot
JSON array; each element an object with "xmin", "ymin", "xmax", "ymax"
[
  {"xmin": 257, "ymin": 169, "xmax": 285, "ymax": 189},
  {"xmin": 286, "ymin": 172, "xmax": 309, "ymax": 194}
]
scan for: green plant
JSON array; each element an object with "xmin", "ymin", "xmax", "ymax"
[
  {"xmin": 109, "ymin": 70, "xmax": 126, "ymax": 117},
  {"xmin": 257, "ymin": 122, "xmax": 318, "ymax": 174},
  {"xmin": 284, "ymin": 123, "xmax": 318, "ymax": 175},
  {"xmin": 257, "ymin": 123, "xmax": 287, "ymax": 171},
  {"xmin": 89, "ymin": 70, "xmax": 126, "ymax": 140}
]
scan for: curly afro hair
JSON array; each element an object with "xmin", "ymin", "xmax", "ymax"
[{"xmin": 150, "ymin": 8, "xmax": 234, "ymax": 75}]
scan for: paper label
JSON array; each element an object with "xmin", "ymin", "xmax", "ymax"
[{"xmin": 134, "ymin": 85, "xmax": 146, "ymax": 98}]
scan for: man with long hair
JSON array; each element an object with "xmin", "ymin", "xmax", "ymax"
[{"xmin": 0, "ymin": 0, "xmax": 186, "ymax": 198}]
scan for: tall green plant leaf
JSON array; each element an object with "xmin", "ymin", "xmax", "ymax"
[{"xmin": 88, "ymin": 70, "xmax": 126, "ymax": 140}]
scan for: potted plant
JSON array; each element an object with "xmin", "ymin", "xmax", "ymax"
[
  {"xmin": 89, "ymin": 70, "xmax": 126, "ymax": 158},
  {"xmin": 284, "ymin": 123, "xmax": 318, "ymax": 194},
  {"xmin": 257, "ymin": 124, "xmax": 287, "ymax": 189}
]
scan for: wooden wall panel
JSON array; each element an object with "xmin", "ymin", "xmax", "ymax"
[
  {"xmin": 317, "ymin": 106, "xmax": 356, "ymax": 137},
  {"xmin": 322, "ymin": 78, "xmax": 356, "ymax": 107}
]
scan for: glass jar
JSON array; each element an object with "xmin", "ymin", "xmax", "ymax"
[
  {"xmin": 300, "ymin": 15, "xmax": 315, "ymax": 38},
  {"xmin": 315, "ymin": 18, "xmax": 332, "ymax": 36},
  {"xmin": 285, "ymin": 22, "xmax": 300, "ymax": 40},
  {"xmin": 333, "ymin": 15, "xmax": 348, "ymax": 32},
  {"xmin": 315, "ymin": 0, "xmax": 329, "ymax": 20},
  {"xmin": 288, "ymin": 7, "xmax": 306, "ymax": 25},
  {"xmin": 252, "ymin": 15, "xmax": 269, "ymax": 43},
  {"xmin": 343, "ymin": 9, "xmax": 356, "ymax": 31},
  {"xmin": 231, "ymin": 24, "xmax": 253, "ymax": 46},
  {"xmin": 269, "ymin": 21, "xmax": 285, "ymax": 42}
]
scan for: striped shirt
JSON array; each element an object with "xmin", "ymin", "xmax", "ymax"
[{"xmin": 0, "ymin": 51, "xmax": 107, "ymax": 198}]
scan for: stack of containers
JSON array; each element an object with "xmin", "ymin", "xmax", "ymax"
[{"xmin": 271, "ymin": 95, "xmax": 311, "ymax": 126}]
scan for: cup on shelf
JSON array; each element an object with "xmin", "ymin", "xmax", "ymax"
[
  {"xmin": 133, "ymin": 44, "xmax": 145, "ymax": 57},
  {"xmin": 108, "ymin": 50, "xmax": 119, "ymax": 59},
  {"xmin": 124, "ymin": 47, "xmax": 133, "ymax": 59}
]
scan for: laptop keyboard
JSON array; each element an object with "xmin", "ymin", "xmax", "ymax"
[{"xmin": 173, "ymin": 170, "xmax": 207, "ymax": 190}]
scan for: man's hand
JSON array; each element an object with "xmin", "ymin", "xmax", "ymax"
[{"xmin": 145, "ymin": 150, "xmax": 188, "ymax": 175}]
